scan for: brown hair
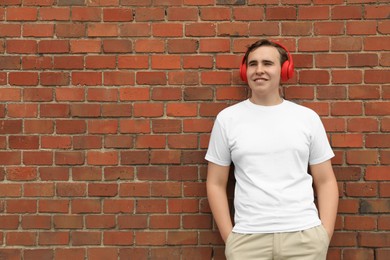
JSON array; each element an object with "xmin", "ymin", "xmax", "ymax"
[{"xmin": 243, "ymin": 39, "xmax": 289, "ymax": 66}]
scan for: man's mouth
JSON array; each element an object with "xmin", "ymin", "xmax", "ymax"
[{"xmin": 253, "ymin": 77, "xmax": 268, "ymax": 82}]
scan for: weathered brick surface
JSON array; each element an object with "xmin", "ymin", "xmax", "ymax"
[{"xmin": 0, "ymin": 0, "xmax": 389, "ymax": 259}]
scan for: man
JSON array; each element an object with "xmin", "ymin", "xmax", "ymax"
[{"xmin": 205, "ymin": 39, "xmax": 338, "ymax": 259}]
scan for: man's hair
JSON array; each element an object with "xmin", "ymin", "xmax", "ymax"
[{"xmin": 243, "ymin": 39, "xmax": 288, "ymax": 66}]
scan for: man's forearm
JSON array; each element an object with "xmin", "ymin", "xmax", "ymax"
[
  {"xmin": 207, "ymin": 183, "xmax": 233, "ymax": 242},
  {"xmin": 316, "ymin": 179, "xmax": 339, "ymax": 238}
]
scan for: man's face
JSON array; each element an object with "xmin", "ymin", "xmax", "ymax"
[{"xmin": 246, "ymin": 46, "xmax": 282, "ymax": 97}]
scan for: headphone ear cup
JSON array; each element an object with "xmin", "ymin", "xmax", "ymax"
[
  {"xmin": 280, "ymin": 56, "xmax": 294, "ymax": 82},
  {"xmin": 240, "ymin": 57, "xmax": 248, "ymax": 82},
  {"xmin": 281, "ymin": 60, "xmax": 290, "ymax": 82}
]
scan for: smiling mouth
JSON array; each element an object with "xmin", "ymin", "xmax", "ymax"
[{"xmin": 254, "ymin": 78, "xmax": 268, "ymax": 82}]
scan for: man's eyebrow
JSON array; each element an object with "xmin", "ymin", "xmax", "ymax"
[{"xmin": 262, "ymin": 59, "xmax": 274, "ymax": 63}]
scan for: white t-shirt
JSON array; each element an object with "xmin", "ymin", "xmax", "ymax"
[{"xmin": 205, "ymin": 99, "xmax": 334, "ymax": 234}]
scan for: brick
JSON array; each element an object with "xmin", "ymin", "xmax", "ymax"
[
  {"xmin": 6, "ymin": 167, "xmax": 37, "ymax": 181},
  {"xmin": 343, "ymin": 249, "xmax": 374, "ymax": 260},
  {"xmin": 331, "ymin": 102, "xmax": 362, "ymax": 116},
  {"xmin": 6, "ymin": 40, "xmax": 37, "ymax": 54},
  {"xmin": 364, "ymin": 5, "xmax": 390, "ymax": 19},
  {"xmin": 346, "ymin": 150, "xmax": 378, "ymax": 165},
  {"xmin": 233, "ymin": 6, "xmax": 263, "ymax": 20},
  {"xmin": 9, "ymin": 72, "xmax": 39, "ymax": 86},
  {"xmin": 299, "ymin": 70, "xmax": 329, "ymax": 84},
  {"xmin": 266, "ymin": 6, "xmax": 296, "ymax": 20},
  {"xmin": 137, "ymin": 166, "xmax": 166, "ymax": 181},
  {"xmin": 167, "ymin": 231, "xmax": 197, "ymax": 245},
  {"xmin": 71, "ymin": 7, "xmax": 101, "ymax": 21},
  {"xmin": 38, "ymin": 232, "xmax": 69, "ymax": 246},
  {"xmin": 150, "ymin": 214, "xmax": 180, "ymax": 229},
  {"xmin": 331, "ymin": 37, "xmax": 362, "ymax": 51},
  {"xmin": 0, "ymin": 151, "xmax": 21, "ymax": 165},
  {"xmin": 298, "ymin": 38, "xmax": 330, "ymax": 52},
  {"xmin": 135, "ymin": 7, "xmax": 164, "ymax": 21},
  {"xmin": 199, "ymin": 38, "xmax": 230, "ymax": 53},
  {"xmin": 86, "ymin": 56, "xmax": 116, "ymax": 69},
  {"xmin": 41, "ymin": 72, "xmax": 69, "ymax": 86},
  {"xmin": 150, "ymin": 150, "xmax": 181, "ymax": 164},
  {"xmin": 249, "ymin": 21, "xmax": 279, "ymax": 36},
  {"xmin": 23, "ymin": 151, "xmax": 53, "ymax": 165},
  {"xmin": 135, "ymin": 231, "xmax": 166, "ymax": 246},
  {"xmin": 103, "ymin": 71, "xmax": 135, "ymax": 86},
  {"xmin": 54, "ymin": 248, "xmax": 85, "ymax": 260},
  {"xmin": 7, "ymin": 7, "xmax": 38, "ymax": 21},
  {"xmin": 71, "ymin": 40, "xmax": 101, "ymax": 53},
  {"xmin": 168, "ymin": 7, "xmax": 198, "ymax": 21},
  {"xmin": 121, "ymin": 151, "xmax": 149, "ymax": 165},
  {"xmin": 0, "ymin": 56, "xmax": 20, "ymax": 69},
  {"xmin": 349, "ymin": 85, "xmax": 380, "ymax": 99},
  {"xmin": 186, "ymin": 23, "xmax": 215, "ymax": 37},
  {"xmin": 119, "ymin": 182, "xmax": 150, "ymax": 197},
  {"xmin": 216, "ymin": 86, "xmax": 248, "ymax": 101},
  {"xmin": 332, "ymin": 5, "xmax": 362, "ymax": 19},
  {"xmin": 38, "ymin": 40, "xmax": 69, "ymax": 53},
  {"xmin": 6, "ymin": 199, "xmax": 37, "ymax": 213},
  {"xmin": 6, "ymin": 232, "xmax": 36, "ymax": 246},
  {"xmin": 169, "ymin": 71, "xmax": 199, "ymax": 85},
  {"xmin": 331, "ymin": 134, "xmax": 363, "ymax": 148},
  {"xmin": 365, "ymin": 166, "xmax": 390, "ymax": 181},
  {"xmin": 72, "ymin": 167, "xmax": 102, "ymax": 181},
  {"xmin": 103, "ymin": 8, "xmax": 133, "ymax": 22},
  {"xmin": 168, "ymin": 39, "xmax": 198, "ymax": 53},
  {"xmin": 103, "ymin": 199, "xmax": 134, "ymax": 213},
  {"xmin": 0, "ymin": 88, "xmax": 21, "ymax": 101},
  {"xmin": 345, "ymin": 182, "xmax": 377, "ymax": 197},
  {"xmin": 39, "ymin": 7, "xmax": 70, "ymax": 21},
  {"xmin": 24, "ymin": 249, "xmax": 53, "ymax": 260},
  {"xmin": 103, "ymin": 39, "xmax": 132, "ymax": 53},
  {"xmin": 281, "ymin": 22, "xmax": 312, "ymax": 36},
  {"xmin": 284, "ymin": 86, "xmax": 314, "ymax": 100},
  {"xmin": 347, "ymin": 21, "xmax": 377, "ymax": 35},
  {"xmin": 359, "ymin": 232, "xmax": 390, "ymax": 247},
  {"xmin": 333, "ymin": 70, "xmax": 363, "ymax": 84},
  {"xmin": 217, "ymin": 22, "xmax": 248, "ymax": 36},
  {"xmin": 56, "ymin": 24, "xmax": 85, "ymax": 38},
  {"xmin": 152, "ymin": 55, "xmax": 181, "ymax": 69},
  {"xmin": 87, "ymin": 248, "xmax": 118, "ymax": 260},
  {"xmin": 365, "ymin": 70, "xmax": 390, "ymax": 83},
  {"xmin": 365, "ymin": 102, "xmax": 390, "ymax": 116},
  {"xmin": 22, "ymin": 215, "xmax": 51, "ymax": 229},
  {"xmin": 137, "ymin": 199, "xmax": 166, "ymax": 213},
  {"xmin": 0, "ymin": 24, "xmax": 21, "ymax": 37},
  {"xmin": 314, "ymin": 21, "xmax": 344, "ymax": 36},
  {"xmin": 347, "ymin": 118, "xmax": 378, "ymax": 132},
  {"xmin": 104, "ymin": 231, "xmax": 133, "ymax": 245},
  {"xmin": 86, "ymin": 215, "xmax": 116, "ymax": 229},
  {"xmin": 120, "ymin": 23, "xmax": 150, "ymax": 37},
  {"xmin": 200, "ymin": 7, "xmax": 230, "ymax": 21},
  {"xmin": 71, "ymin": 199, "xmax": 101, "ymax": 214}
]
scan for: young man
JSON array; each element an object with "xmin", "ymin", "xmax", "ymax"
[{"xmin": 205, "ymin": 39, "xmax": 338, "ymax": 259}]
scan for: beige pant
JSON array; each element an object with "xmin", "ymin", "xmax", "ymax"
[{"xmin": 225, "ymin": 225, "xmax": 330, "ymax": 260}]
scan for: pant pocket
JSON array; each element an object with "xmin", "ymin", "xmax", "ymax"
[{"xmin": 318, "ymin": 225, "xmax": 330, "ymax": 246}]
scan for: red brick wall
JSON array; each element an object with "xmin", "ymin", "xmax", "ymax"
[{"xmin": 0, "ymin": 0, "xmax": 389, "ymax": 259}]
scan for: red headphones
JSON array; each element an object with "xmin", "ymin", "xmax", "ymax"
[{"xmin": 239, "ymin": 41, "xmax": 294, "ymax": 83}]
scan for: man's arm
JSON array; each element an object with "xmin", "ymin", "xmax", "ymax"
[
  {"xmin": 206, "ymin": 162, "xmax": 233, "ymax": 243},
  {"xmin": 311, "ymin": 159, "xmax": 339, "ymax": 239}
]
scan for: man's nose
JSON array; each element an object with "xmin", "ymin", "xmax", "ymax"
[{"xmin": 255, "ymin": 64, "xmax": 264, "ymax": 74}]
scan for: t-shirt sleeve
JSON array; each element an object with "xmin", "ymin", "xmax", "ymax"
[
  {"xmin": 309, "ymin": 114, "xmax": 335, "ymax": 165},
  {"xmin": 205, "ymin": 116, "xmax": 232, "ymax": 166}
]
